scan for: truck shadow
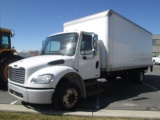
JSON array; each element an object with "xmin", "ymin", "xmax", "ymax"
[
  {"xmin": 78, "ymin": 74, "xmax": 160, "ymax": 111},
  {"xmin": 0, "ymin": 84, "xmax": 7, "ymax": 91},
  {"xmin": 20, "ymin": 74, "xmax": 160, "ymax": 113}
]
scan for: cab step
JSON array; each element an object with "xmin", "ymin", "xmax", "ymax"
[
  {"xmin": 85, "ymin": 80, "xmax": 99, "ymax": 87},
  {"xmin": 85, "ymin": 79, "xmax": 104, "ymax": 96}
]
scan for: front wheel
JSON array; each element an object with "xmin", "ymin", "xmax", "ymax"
[{"xmin": 52, "ymin": 82, "xmax": 80, "ymax": 111}]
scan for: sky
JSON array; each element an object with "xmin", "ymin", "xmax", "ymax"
[{"xmin": 0, "ymin": 0, "xmax": 160, "ymax": 51}]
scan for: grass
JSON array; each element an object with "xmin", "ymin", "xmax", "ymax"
[{"xmin": 0, "ymin": 112, "xmax": 152, "ymax": 120}]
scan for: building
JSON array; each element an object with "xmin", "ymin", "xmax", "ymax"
[{"xmin": 152, "ymin": 34, "xmax": 160, "ymax": 57}]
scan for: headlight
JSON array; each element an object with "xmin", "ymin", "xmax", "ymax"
[{"xmin": 31, "ymin": 74, "xmax": 54, "ymax": 84}]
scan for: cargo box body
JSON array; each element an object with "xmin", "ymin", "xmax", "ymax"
[{"xmin": 64, "ymin": 10, "xmax": 152, "ymax": 72}]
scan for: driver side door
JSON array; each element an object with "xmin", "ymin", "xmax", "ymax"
[{"xmin": 78, "ymin": 32, "xmax": 100, "ymax": 80}]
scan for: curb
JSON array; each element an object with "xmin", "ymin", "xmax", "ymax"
[
  {"xmin": 0, "ymin": 104, "xmax": 160, "ymax": 119},
  {"xmin": 93, "ymin": 109, "xmax": 160, "ymax": 119}
]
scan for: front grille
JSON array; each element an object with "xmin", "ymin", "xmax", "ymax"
[{"xmin": 8, "ymin": 67, "xmax": 25, "ymax": 84}]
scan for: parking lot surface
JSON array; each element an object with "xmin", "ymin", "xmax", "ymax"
[{"xmin": 0, "ymin": 65, "xmax": 160, "ymax": 112}]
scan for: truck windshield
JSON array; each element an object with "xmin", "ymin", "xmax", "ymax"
[{"xmin": 40, "ymin": 33, "xmax": 78, "ymax": 56}]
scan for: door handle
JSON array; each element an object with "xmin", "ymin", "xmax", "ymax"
[{"xmin": 96, "ymin": 61, "xmax": 99, "ymax": 69}]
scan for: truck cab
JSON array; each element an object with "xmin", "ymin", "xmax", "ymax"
[
  {"xmin": 8, "ymin": 31, "xmax": 100, "ymax": 110},
  {"xmin": 40, "ymin": 32, "xmax": 100, "ymax": 79}
]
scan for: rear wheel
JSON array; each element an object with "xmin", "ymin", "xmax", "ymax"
[
  {"xmin": 137, "ymin": 70, "xmax": 144, "ymax": 83},
  {"xmin": 52, "ymin": 82, "xmax": 80, "ymax": 111},
  {"xmin": 129, "ymin": 70, "xmax": 144, "ymax": 83},
  {"xmin": 0, "ymin": 55, "xmax": 23, "ymax": 89}
]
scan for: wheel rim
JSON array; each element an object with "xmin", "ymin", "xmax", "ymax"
[{"xmin": 63, "ymin": 88, "xmax": 78, "ymax": 108}]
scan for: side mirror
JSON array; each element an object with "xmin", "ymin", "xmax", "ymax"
[
  {"xmin": 11, "ymin": 30, "xmax": 15, "ymax": 37},
  {"xmin": 92, "ymin": 48, "xmax": 96, "ymax": 55},
  {"xmin": 92, "ymin": 34, "xmax": 99, "ymax": 56},
  {"xmin": 92, "ymin": 40, "xmax": 98, "ymax": 55}
]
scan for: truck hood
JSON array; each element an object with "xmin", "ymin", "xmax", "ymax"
[{"xmin": 10, "ymin": 55, "xmax": 74, "ymax": 69}]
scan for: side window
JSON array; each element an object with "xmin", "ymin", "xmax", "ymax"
[{"xmin": 80, "ymin": 34, "xmax": 92, "ymax": 55}]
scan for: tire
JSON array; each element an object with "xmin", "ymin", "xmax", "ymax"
[
  {"xmin": 137, "ymin": 70, "xmax": 144, "ymax": 83},
  {"xmin": 0, "ymin": 55, "xmax": 23, "ymax": 89},
  {"xmin": 129, "ymin": 70, "xmax": 144, "ymax": 84},
  {"xmin": 52, "ymin": 82, "xmax": 80, "ymax": 111}
]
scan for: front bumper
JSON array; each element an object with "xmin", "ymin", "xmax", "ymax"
[{"xmin": 8, "ymin": 83, "xmax": 55, "ymax": 104}]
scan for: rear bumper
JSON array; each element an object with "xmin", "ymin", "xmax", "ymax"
[{"xmin": 8, "ymin": 83, "xmax": 55, "ymax": 104}]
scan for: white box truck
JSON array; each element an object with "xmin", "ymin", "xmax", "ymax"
[{"xmin": 8, "ymin": 10, "xmax": 152, "ymax": 110}]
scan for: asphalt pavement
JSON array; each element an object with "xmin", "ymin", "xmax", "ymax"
[
  {"xmin": 0, "ymin": 104, "xmax": 160, "ymax": 119},
  {"xmin": 0, "ymin": 65, "xmax": 160, "ymax": 119}
]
